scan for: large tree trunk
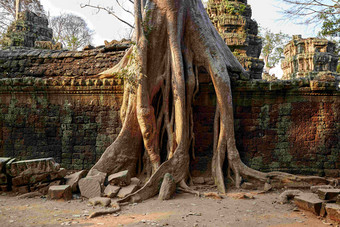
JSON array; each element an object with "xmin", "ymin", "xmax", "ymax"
[{"xmin": 88, "ymin": 0, "xmax": 332, "ymax": 203}]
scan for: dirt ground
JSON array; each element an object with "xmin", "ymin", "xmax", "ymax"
[{"xmin": 0, "ymin": 188, "xmax": 336, "ymax": 227}]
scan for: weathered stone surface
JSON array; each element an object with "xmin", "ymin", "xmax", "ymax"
[
  {"xmin": 279, "ymin": 190, "xmax": 302, "ymax": 204},
  {"xmin": 311, "ymin": 185, "xmax": 334, "ymax": 193},
  {"xmin": 48, "ymin": 185, "xmax": 72, "ymax": 200},
  {"xmin": 294, "ymin": 193, "xmax": 324, "ymax": 215},
  {"xmin": 108, "ymin": 170, "xmax": 131, "ymax": 187},
  {"xmin": 117, "ymin": 184, "xmax": 138, "ymax": 198},
  {"xmin": 325, "ymin": 204, "xmax": 340, "ymax": 223},
  {"xmin": 131, "ymin": 177, "xmax": 141, "ymax": 186},
  {"xmin": 159, "ymin": 173, "xmax": 176, "ymax": 200},
  {"xmin": 318, "ymin": 189, "xmax": 340, "ymax": 201},
  {"xmin": 12, "ymin": 173, "xmax": 49, "ymax": 186},
  {"xmin": 192, "ymin": 177, "xmax": 204, "ymax": 185},
  {"xmin": 104, "ymin": 185, "xmax": 120, "ymax": 198},
  {"xmin": 65, "ymin": 170, "xmax": 88, "ymax": 192},
  {"xmin": 50, "ymin": 168, "xmax": 67, "ymax": 180},
  {"xmin": 0, "ymin": 185, "xmax": 9, "ymax": 192},
  {"xmin": 89, "ymin": 197, "xmax": 111, "ymax": 207},
  {"xmin": 79, "ymin": 176, "xmax": 102, "ymax": 199},
  {"xmin": 241, "ymin": 182, "xmax": 256, "ymax": 190},
  {"xmin": 12, "ymin": 185, "xmax": 30, "ymax": 194},
  {"xmin": 6, "ymin": 158, "xmax": 60, "ymax": 177},
  {"xmin": 337, "ymin": 195, "xmax": 340, "ymax": 205}
]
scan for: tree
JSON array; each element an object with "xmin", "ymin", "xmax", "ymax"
[
  {"xmin": 260, "ymin": 28, "xmax": 290, "ymax": 73},
  {"xmin": 86, "ymin": 0, "xmax": 331, "ymax": 203},
  {"xmin": 279, "ymin": 0, "xmax": 339, "ymax": 36},
  {"xmin": 0, "ymin": 0, "xmax": 44, "ymax": 35},
  {"xmin": 50, "ymin": 13, "xmax": 93, "ymax": 51}
]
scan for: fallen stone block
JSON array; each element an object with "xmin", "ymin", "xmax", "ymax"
[
  {"xmin": 12, "ymin": 185, "xmax": 29, "ymax": 194},
  {"xmin": 48, "ymin": 185, "xmax": 72, "ymax": 201},
  {"xmin": 104, "ymin": 185, "xmax": 120, "ymax": 198},
  {"xmin": 6, "ymin": 158, "xmax": 60, "ymax": 177},
  {"xmin": 278, "ymin": 190, "xmax": 302, "ymax": 204},
  {"xmin": 294, "ymin": 193, "xmax": 324, "ymax": 215},
  {"xmin": 318, "ymin": 189, "xmax": 340, "ymax": 201},
  {"xmin": 50, "ymin": 168, "xmax": 67, "ymax": 180},
  {"xmin": 108, "ymin": 170, "xmax": 131, "ymax": 187},
  {"xmin": 325, "ymin": 204, "xmax": 340, "ymax": 223},
  {"xmin": 79, "ymin": 176, "xmax": 102, "ymax": 199},
  {"xmin": 89, "ymin": 197, "xmax": 111, "ymax": 207},
  {"xmin": 192, "ymin": 177, "xmax": 204, "ymax": 185},
  {"xmin": 311, "ymin": 185, "xmax": 334, "ymax": 193},
  {"xmin": 159, "ymin": 173, "xmax": 176, "ymax": 200},
  {"xmin": 65, "ymin": 170, "xmax": 88, "ymax": 192},
  {"xmin": 117, "ymin": 184, "xmax": 138, "ymax": 198}
]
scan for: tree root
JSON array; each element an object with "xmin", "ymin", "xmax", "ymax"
[{"xmin": 89, "ymin": 206, "xmax": 121, "ymax": 219}]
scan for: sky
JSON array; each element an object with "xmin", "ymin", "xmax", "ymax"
[{"xmin": 39, "ymin": 0, "xmax": 322, "ymax": 78}]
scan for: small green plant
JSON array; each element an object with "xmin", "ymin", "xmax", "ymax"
[
  {"xmin": 220, "ymin": 0, "xmax": 247, "ymax": 15},
  {"xmin": 0, "ymin": 18, "xmax": 27, "ymax": 47}
]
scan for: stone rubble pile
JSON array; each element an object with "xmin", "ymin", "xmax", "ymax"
[
  {"xmin": 0, "ymin": 157, "xmax": 66, "ymax": 194},
  {"xmin": 289, "ymin": 185, "xmax": 340, "ymax": 224}
]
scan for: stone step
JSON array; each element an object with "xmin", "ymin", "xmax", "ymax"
[
  {"xmin": 318, "ymin": 189, "xmax": 340, "ymax": 201},
  {"xmin": 294, "ymin": 193, "xmax": 324, "ymax": 215},
  {"xmin": 325, "ymin": 204, "xmax": 340, "ymax": 223}
]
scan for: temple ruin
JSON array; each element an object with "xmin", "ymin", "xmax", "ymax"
[
  {"xmin": 207, "ymin": 0, "xmax": 264, "ymax": 79},
  {"xmin": 281, "ymin": 35, "xmax": 339, "ymax": 80}
]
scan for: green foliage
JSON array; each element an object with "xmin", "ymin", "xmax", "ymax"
[
  {"xmin": 0, "ymin": 18, "xmax": 26, "ymax": 48},
  {"xmin": 220, "ymin": 0, "xmax": 247, "ymax": 15},
  {"xmin": 318, "ymin": 7, "xmax": 340, "ymax": 38},
  {"xmin": 337, "ymin": 58, "xmax": 340, "ymax": 73},
  {"xmin": 260, "ymin": 27, "xmax": 291, "ymax": 70}
]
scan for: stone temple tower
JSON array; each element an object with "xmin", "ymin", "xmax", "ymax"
[{"xmin": 207, "ymin": 0, "xmax": 264, "ymax": 79}]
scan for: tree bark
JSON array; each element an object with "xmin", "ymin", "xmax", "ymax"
[{"xmin": 88, "ymin": 0, "xmax": 332, "ymax": 203}]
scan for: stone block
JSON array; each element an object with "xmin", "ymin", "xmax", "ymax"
[
  {"xmin": 192, "ymin": 177, "xmax": 205, "ymax": 185},
  {"xmin": 79, "ymin": 176, "xmax": 102, "ymax": 199},
  {"xmin": 12, "ymin": 173, "xmax": 49, "ymax": 186},
  {"xmin": 12, "ymin": 185, "xmax": 30, "ymax": 194},
  {"xmin": 6, "ymin": 158, "xmax": 60, "ymax": 177},
  {"xmin": 318, "ymin": 189, "xmax": 340, "ymax": 201},
  {"xmin": 89, "ymin": 197, "xmax": 111, "ymax": 207},
  {"xmin": 159, "ymin": 173, "xmax": 176, "ymax": 200},
  {"xmin": 65, "ymin": 170, "xmax": 88, "ymax": 192},
  {"xmin": 104, "ymin": 185, "xmax": 120, "ymax": 198},
  {"xmin": 294, "ymin": 193, "xmax": 324, "ymax": 215},
  {"xmin": 311, "ymin": 185, "xmax": 334, "ymax": 193},
  {"xmin": 117, "ymin": 184, "xmax": 138, "ymax": 198},
  {"xmin": 108, "ymin": 170, "xmax": 131, "ymax": 187},
  {"xmin": 50, "ymin": 168, "xmax": 67, "ymax": 180},
  {"xmin": 48, "ymin": 185, "xmax": 72, "ymax": 201},
  {"xmin": 325, "ymin": 204, "xmax": 340, "ymax": 223}
]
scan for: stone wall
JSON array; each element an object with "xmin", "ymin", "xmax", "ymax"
[
  {"xmin": 0, "ymin": 42, "xmax": 130, "ymax": 78},
  {"xmin": 0, "ymin": 76, "xmax": 338, "ymax": 177},
  {"xmin": 0, "ymin": 77, "xmax": 123, "ymax": 170}
]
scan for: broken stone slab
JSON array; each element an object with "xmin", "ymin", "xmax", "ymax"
[
  {"xmin": 117, "ymin": 184, "xmax": 138, "ymax": 198},
  {"xmin": 311, "ymin": 185, "xmax": 334, "ymax": 193},
  {"xmin": 104, "ymin": 185, "xmax": 120, "ymax": 198},
  {"xmin": 6, "ymin": 158, "xmax": 60, "ymax": 177},
  {"xmin": 48, "ymin": 185, "xmax": 72, "ymax": 201},
  {"xmin": 325, "ymin": 204, "xmax": 340, "ymax": 223},
  {"xmin": 89, "ymin": 197, "xmax": 111, "ymax": 207},
  {"xmin": 0, "ymin": 157, "xmax": 12, "ymax": 172},
  {"xmin": 108, "ymin": 170, "xmax": 131, "ymax": 187},
  {"xmin": 12, "ymin": 172, "xmax": 49, "ymax": 186},
  {"xmin": 65, "ymin": 170, "xmax": 88, "ymax": 192},
  {"xmin": 294, "ymin": 193, "xmax": 324, "ymax": 215},
  {"xmin": 278, "ymin": 190, "xmax": 302, "ymax": 204},
  {"xmin": 192, "ymin": 177, "xmax": 204, "ymax": 185},
  {"xmin": 50, "ymin": 168, "xmax": 67, "ymax": 180},
  {"xmin": 159, "ymin": 173, "xmax": 176, "ymax": 200},
  {"xmin": 79, "ymin": 176, "xmax": 103, "ymax": 199},
  {"xmin": 317, "ymin": 189, "xmax": 340, "ymax": 201}
]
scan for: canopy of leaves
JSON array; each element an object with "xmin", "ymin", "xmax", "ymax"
[
  {"xmin": 0, "ymin": 0, "xmax": 44, "ymax": 35},
  {"xmin": 50, "ymin": 13, "xmax": 93, "ymax": 51},
  {"xmin": 260, "ymin": 27, "xmax": 291, "ymax": 70}
]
